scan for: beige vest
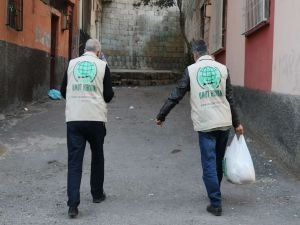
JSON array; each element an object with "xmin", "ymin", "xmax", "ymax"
[
  {"xmin": 65, "ymin": 52, "xmax": 107, "ymax": 122},
  {"xmin": 188, "ymin": 55, "xmax": 232, "ymax": 131}
]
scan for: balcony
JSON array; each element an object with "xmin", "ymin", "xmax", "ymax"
[{"xmin": 40, "ymin": 0, "xmax": 69, "ymax": 11}]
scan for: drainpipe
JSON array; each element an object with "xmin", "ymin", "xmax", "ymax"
[{"xmin": 79, "ymin": 0, "xmax": 82, "ymax": 29}]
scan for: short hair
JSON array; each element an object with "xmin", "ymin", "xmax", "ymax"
[
  {"xmin": 85, "ymin": 39, "xmax": 101, "ymax": 52},
  {"xmin": 191, "ymin": 40, "xmax": 208, "ymax": 55}
]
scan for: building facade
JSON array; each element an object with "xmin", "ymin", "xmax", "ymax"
[
  {"xmin": 183, "ymin": 0, "xmax": 300, "ymax": 171},
  {"xmin": 0, "ymin": 0, "xmax": 79, "ymax": 111},
  {"xmin": 79, "ymin": 0, "xmax": 104, "ymax": 55}
]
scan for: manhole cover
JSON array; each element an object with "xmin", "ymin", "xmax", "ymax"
[{"xmin": 0, "ymin": 144, "xmax": 8, "ymax": 157}]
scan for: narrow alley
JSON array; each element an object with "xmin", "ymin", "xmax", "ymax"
[
  {"xmin": 1, "ymin": 1, "xmax": 300, "ymax": 224},
  {"xmin": 0, "ymin": 86, "xmax": 299, "ymax": 225}
]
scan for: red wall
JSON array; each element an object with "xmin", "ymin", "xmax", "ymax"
[
  {"xmin": 244, "ymin": 0, "xmax": 275, "ymax": 91},
  {"xmin": 214, "ymin": 50, "xmax": 226, "ymax": 65}
]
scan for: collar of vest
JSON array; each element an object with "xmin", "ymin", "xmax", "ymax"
[
  {"xmin": 197, "ymin": 55, "xmax": 214, "ymax": 62},
  {"xmin": 83, "ymin": 52, "xmax": 98, "ymax": 58}
]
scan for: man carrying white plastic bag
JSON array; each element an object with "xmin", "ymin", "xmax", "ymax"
[
  {"xmin": 223, "ymin": 135, "xmax": 255, "ymax": 184},
  {"xmin": 155, "ymin": 40, "xmax": 244, "ymax": 216}
]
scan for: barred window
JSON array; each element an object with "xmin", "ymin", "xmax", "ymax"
[
  {"xmin": 6, "ymin": 0, "xmax": 23, "ymax": 31},
  {"xmin": 242, "ymin": 0, "xmax": 270, "ymax": 35}
]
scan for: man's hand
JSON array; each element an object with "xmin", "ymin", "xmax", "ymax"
[
  {"xmin": 235, "ymin": 124, "xmax": 244, "ymax": 135},
  {"xmin": 155, "ymin": 119, "xmax": 164, "ymax": 126}
]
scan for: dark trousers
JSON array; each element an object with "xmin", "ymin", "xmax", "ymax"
[
  {"xmin": 67, "ymin": 121, "xmax": 106, "ymax": 207},
  {"xmin": 198, "ymin": 130, "xmax": 230, "ymax": 207}
]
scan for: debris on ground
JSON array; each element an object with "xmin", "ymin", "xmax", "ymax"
[{"xmin": 48, "ymin": 89, "xmax": 62, "ymax": 100}]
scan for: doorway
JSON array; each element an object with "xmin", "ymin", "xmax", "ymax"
[{"xmin": 50, "ymin": 15, "xmax": 59, "ymax": 89}]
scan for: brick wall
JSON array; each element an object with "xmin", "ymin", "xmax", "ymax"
[{"xmin": 101, "ymin": 0, "xmax": 184, "ymax": 70}]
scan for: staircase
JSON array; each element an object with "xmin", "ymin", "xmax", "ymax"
[{"xmin": 110, "ymin": 69, "xmax": 182, "ymax": 86}]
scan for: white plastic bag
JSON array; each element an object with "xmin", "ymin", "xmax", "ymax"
[{"xmin": 223, "ymin": 135, "xmax": 255, "ymax": 184}]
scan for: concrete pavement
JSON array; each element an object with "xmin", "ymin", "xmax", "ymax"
[{"xmin": 0, "ymin": 86, "xmax": 299, "ymax": 225}]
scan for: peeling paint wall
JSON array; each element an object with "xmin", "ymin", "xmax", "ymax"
[
  {"xmin": 34, "ymin": 27, "xmax": 51, "ymax": 49},
  {"xmin": 100, "ymin": 0, "xmax": 184, "ymax": 70}
]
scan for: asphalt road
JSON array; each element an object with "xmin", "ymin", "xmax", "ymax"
[{"xmin": 0, "ymin": 86, "xmax": 299, "ymax": 225}]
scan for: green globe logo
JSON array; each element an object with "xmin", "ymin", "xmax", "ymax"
[
  {"xmin": 74, "ymin": 61, "xmax": 97, "ymax": 83},
  {"xmin": 197, "ymin": 66, "xmax": 221, "ymax": 89}
]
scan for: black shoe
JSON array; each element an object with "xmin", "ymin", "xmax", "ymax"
[
  {"xmin": 206, "ymin": 205, "xmax": 222, "ymax": 216},
  {"xmin": 68, "ymin": 206, "xmax": 78, "ymax": 218},
  {"xmin": 93, "ymin": 193, "xmax": 106, "ymax": 203}
]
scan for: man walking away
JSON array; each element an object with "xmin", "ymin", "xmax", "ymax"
[
  {"xmin": 155, "ymin": 40, "xmax": 244, "ymax": 216},
  {"xmin": 60, "ymin": 39, "xmax": 114, "ymax": 218}
]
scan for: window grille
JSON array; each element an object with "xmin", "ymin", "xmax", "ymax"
[
  {"xmin": 242, "ymin": 0, "xmax": 269, "ymax": 35},
  {"xmin": 6, "ymin": 0, "xmax": 23, "ymax": 31}
]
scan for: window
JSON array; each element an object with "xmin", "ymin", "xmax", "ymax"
[
  {"xmin": 6, "ymin": 0, "xmax": 23, "ymax": 31},
  {"xmin": 209, "ymin": 0, "xmax": 227, "ymax": 54},
  {"xmin": 242, "ymin": 0, "xmax": 270, "ymax": 35}
]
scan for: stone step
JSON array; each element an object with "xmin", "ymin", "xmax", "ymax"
[{"xmin": 110, "ymin": 69, "xmax": 182, "ymax": 86}]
